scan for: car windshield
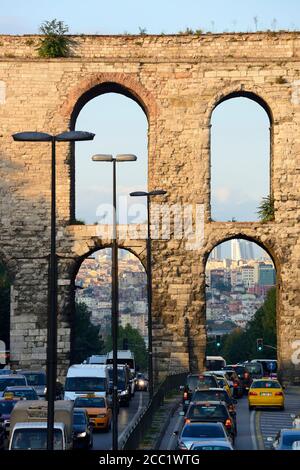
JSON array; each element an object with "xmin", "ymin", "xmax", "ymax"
[
  {"xmin": 12, "ymin": 428, "xmax": 63, "ymax": 450},
  {"xmin": 206, "ymin": 360, "xmax": 226, "ymax": 371},
  {"xmin": 74, "ymin": 397, "xmax": 106, "ymax": 408},
  {"xmin": 233, "ymin": 366, "xmax": 245, "ymax": 376},
  {"xmin": 0, "ymin": 400, "xmax": 17, "ymax": 414},
  {"xmin": 187, "ymin": 375, "xmax": 217, "ymax": 390},
  {"xmin": 282, "ymin": 434, "xmax": 300, "ymax": 447},
  {"xmin": 182, "ymin": 424, "xmax": 225, "ymax": 438},
  {"xmin": 188, "ymin": 404, "xmax": 228, "ymax": 420},
  {"xmin": 0, "ymin": 377, "xmax": 26, "ymax": 391},
  {"xmin": 251, "ymin": 381, "xmax": 281, "ymax": 389},
  {"xmin": 192, "ymin": 390, "xmax": 231, "ymax": 404},
  {"xmin": 74, "ymin": 413, "xmax": 87, "ymax": 425},
  {"xmin": 246, "ymin": 363, "xmax": 263, "ymax": 375},
  {"xmin": 65, "ymin": 377, "xmax": 106, "ymax": 392},
  {"xmin": 192, "ymin": 445, "xmax": 231, "ymax": 450},
  {"xmin": 22, "ymin": 373, "xmax": 46, "ymax": 386},
  {"xmin": 7, "ymin": 389, "xmax": 37, "ymax": 400}
]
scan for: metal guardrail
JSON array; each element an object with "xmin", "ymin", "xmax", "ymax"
[{"xmin": 121, "ymin": 372, "xmax": 188, "ymax": 450}]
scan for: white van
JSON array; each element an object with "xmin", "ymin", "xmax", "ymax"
[{"xmin": 64, "ymin": 364, "xmax": 109, "ymax": 401}]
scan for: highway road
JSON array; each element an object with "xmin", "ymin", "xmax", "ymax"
[
  {"xmin": 93, "ymin": 391, "xmax": 149, "ymax": 450},
  {"xmin": 159, "ymin": 388, "xmax": 300, "ymax": 450}
]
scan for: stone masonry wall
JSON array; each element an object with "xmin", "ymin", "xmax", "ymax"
[{"xmin": 0, "ymin": 33, "xmax": 299, "ymax": 383}]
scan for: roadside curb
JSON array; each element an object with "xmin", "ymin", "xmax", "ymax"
[{"xmin": 153, "ymin": 398, "xmax": 181, "ymax": 450}]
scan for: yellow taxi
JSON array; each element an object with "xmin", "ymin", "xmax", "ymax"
[
  {"xmin": 248, "ymin": 378, "xmax": 285, "ymax": 411},
  {"xmin": 74, "ymin": 394, "xmax": 112, "ymax": 432}
]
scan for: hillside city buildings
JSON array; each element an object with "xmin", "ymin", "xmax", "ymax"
[{"xmin": 76, "ymin": 241, "xmax": 276, "ymax": 344}]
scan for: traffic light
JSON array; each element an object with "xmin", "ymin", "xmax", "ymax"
[
  {"xmin": 257, "ymin": 338, "xmax": 263, "ymax": 352},
  {"xmin": 216, "ymin": 335, "xmax": 221, "ymax": 348},
  {"xmin": 123, "ymin": 338, "xmax": 129, "ymax": 350}
]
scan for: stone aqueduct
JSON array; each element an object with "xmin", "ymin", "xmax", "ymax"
[{"xmin": 0, "ymin": 33, "xmax": 300, "ymax": 383}]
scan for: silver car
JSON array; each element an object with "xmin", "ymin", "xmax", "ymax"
[
  {"xmin": 190, "ymin": 440, "xmax": 234, "ymax": 450},
  {"xmin": 175, "ymin": 422, "xmax": 231, "ymax": 450}
]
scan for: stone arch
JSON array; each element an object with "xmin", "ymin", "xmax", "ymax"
[
  {"xmin": 69, "ymin": 244, "xmax": 148, "ymax": 364},
  {"xmin": 207, "ymin": 85, "xmax": 274, "ymax": 222},
  {"xmin": 63, "ymin": 73, "xmax": 156, "ymax": 223},
  {"xmin": 203, "ymin": 233, "xmax": 280, "ymax": 366}
]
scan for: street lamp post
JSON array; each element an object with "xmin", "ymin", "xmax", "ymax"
[
  {"xmin": 129, "ymin": 190, "xmax": 167, "ymax": 399},
  {"xmin": 92, "ymin": 154, "xmax": 137, "ymax": 451},
  {"xmin": 12, "ymin": 130, "xmax": 95, "ymax": 450}
]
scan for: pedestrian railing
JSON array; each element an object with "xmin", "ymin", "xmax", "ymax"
[{"xmin": 121, "ymin": 371, "xmax": 187, "ymax": 450}]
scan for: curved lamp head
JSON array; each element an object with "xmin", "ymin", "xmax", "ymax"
[{"xmin": 13, "ymin": 130, "xmax": 95, "ymax": 142}]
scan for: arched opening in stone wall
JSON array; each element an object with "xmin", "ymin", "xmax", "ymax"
[
  {"xmin": 205, "ymin": 237, "xmax": 277, "ymax": 370},
  {"xmin": 70, "ymin": 83, "xmax": 148, "ymax": 225},
  {"xmin": 0, "ymin": 261, "xmax": 11, "ymax": 368},
  {"xmin": 210, "ymin": 92, "xmax": 272, "ymax": 222},
  {"xmin": 71, "ymin": 247, "xmax": 148, "ymax": 373}
]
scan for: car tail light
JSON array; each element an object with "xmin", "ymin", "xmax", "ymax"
[
  {"xmin": 275, "ymin": 392, "xmax": 283, "ymax": 396},
  {"xmin": 228, "ymin": 405, "xmax": 234, "ymax": 412},
  {"xmin": 233, "ymin": 382, "xmax": 238, "ymax": 388},
  {"xmin": 185, "ymin": 418, "xmax": 191, "ymax": 424},
  {"xmin": 183, "ymin": 392, "xmax": 188, "ymax": 399},
  {"xmin": 249, "ymin": 391, "xmax": 258, "ymax": 396},
  {"xmin": 225, "ymin": 419, "xmax": 232, "ymax": 428}
]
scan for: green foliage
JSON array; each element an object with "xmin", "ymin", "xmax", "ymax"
[
  {"xmin": 138, "ymin": 27, "xmax": 147, "ymax": 35},
  {"xmin": 207, "ymin": 287, "xmax": 277, "ymax": 362},
  {"xmin": 257, "ymin": 195, "xmax": 275, "ymax": 222},
  {"xmin": 72, "ymin": 219, "xmax": 85, "ymax": 225},
  {"xmin": 37, "ymin": 19, "xmax": 75, "ymax": 58},
  {"xmin": 0, "ymin": 263, "xmax": 10, "ymax": 348},
  {"xmin": 105, "ymin": 323, "xmax": 147, "ymax": 371},
  {"xmin": 72, "ymin": 302, "xmax": 104, "ymax": 364}
]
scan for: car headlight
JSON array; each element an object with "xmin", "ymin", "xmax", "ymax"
[
  {"xmin": 179, "ymin": 441, "xmax": 187, "ymax": 449},
  {"xmin": 120, "ymin": 390, "xmax": 129, "ymax": 396},
  {"xmin": 138, "ymin": 380, "xmax": 145, "ymax": 386},
  {"xmin": 97, "ymin": 414, "xmax": 107, "ymax": 418},
  {"xmin": 77, "ymin": 432, "xmax": 87, "ymax": 438}
]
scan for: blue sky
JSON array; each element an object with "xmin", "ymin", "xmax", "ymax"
[
  {"xmin": 1, "ymin": 0, "xmax": 298, "ymax": 232},
  {"xmin": 1, "ymin": 0, "xmax": 299, "ymax": 35}
]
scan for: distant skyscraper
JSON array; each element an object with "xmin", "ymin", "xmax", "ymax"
[
  {"xmin": 231, "ymin": 239, "xmax": 254, "ymax": 260},
  {"xmin": 211, "ymin": 245, "xmax": 222, "ymax": 260}
]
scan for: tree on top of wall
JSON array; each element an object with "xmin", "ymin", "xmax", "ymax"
[{"xmin": 37, "ymin": 19, "xmax": 76, "ymax": 58}]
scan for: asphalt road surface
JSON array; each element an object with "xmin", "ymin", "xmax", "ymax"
[{"xmin": 93, "ymin": 391, "xmax": 148, "ymax": 450}]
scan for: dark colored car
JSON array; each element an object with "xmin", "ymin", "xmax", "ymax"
[
  {"xmin": 0, "ymin": 375, "xmax": 27, "ymax": 398},
  {"xmin": 185, "ymin": 401, "xmax": 236, "ymax": 442},
  {"xmin": 73, "ymin": 408, "xmax": 93, "ymax": 449},
  {"xmin": 181, "ymin": 374, "xmax": 219, "ymax": 412},
  {"xmin": 190, "ymin": 388, "xmax": 237, "ymax": 429},
  {"xmin": 135, "ymin": 373, "xmax": 148, "ymax": 392},
  {"xmin": 107, "ymin": 366, "xmax": 131, "ymax": 406},
  {"xmin": 0, "ymin": 398, "xmax": 19, "ymax": 436},
  {"xmin": 0, "ymin": 416, "xmax": 5, "ymax": 449},
  {"xmin": 222, "ymin": 367, "xmax": 243, "ymax": 398},
  {"xmin": 4, "ymin": 386, "xmax": 38, "ymax": 401},
  {"xmin": 229, "ymin": 365, "xmax": 252, "ymax": 393}
]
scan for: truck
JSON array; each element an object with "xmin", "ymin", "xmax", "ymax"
[
  {"xmin": 106, "ymin": 350, "xmax": 136, "ymax": 376},
  {"xmin": 9, "ymin": 400, "xmax": 74, "ymax": 450}
]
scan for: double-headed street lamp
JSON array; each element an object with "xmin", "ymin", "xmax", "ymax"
[
  {"xmin": 130, "ymin": 190, "xmax": 167, "ymax": 399},
  {"xmin": 92, "ymin": 153, "xmax": 137, "ymax": 451},
  {"xmin": 12, "ymin": 130, "xmax": 95, "ymax": 450}
]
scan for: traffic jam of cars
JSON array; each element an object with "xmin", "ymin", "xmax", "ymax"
[
  {"xmin": 0, "ymin": 350, "xmax": 148, "ymax": 450},
  {"xmin": 173, "ymin": 356, "xmax": 300, "ymax": 451}
]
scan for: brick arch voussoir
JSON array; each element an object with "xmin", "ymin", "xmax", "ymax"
[
  {"xmin": 205, "ymin": 82, "xmax": 277, "ymax": 126},
  {"xmin": 61, "ymin": 72, "xmax": 157, "ymax": 123}
]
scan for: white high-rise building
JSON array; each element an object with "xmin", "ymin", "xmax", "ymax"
[
  {"xmin": 231, "ymin": 240, "xmax": 254, "ymax": 261},
  {"xmin": 211, "ymin": 245, "xmax": 222, "ymax": 260}
]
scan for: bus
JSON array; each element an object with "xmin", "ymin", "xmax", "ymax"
[{"xmin": 205, "ymin": 356, "xmax": 227, "ymax": 371}]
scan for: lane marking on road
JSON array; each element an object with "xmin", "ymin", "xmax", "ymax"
[
  {"xmin": 118, "ymin": 392, "xmax": 143, "ymax": 445},
  {"xmin": 255, "ymin": 411, "xmax": 265, "ymax": 450},
  {"xmin": 167, "ymin": 409, "xmax": 183, "ymax": 450},
  {"xmin": 250, "ymin": 410, "xmax": 258, "ymax": 450}
]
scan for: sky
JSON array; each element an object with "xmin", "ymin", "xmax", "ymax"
[{"xmin": 1, "ymin": 0, "xmax": 298, "ymax": 240}]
